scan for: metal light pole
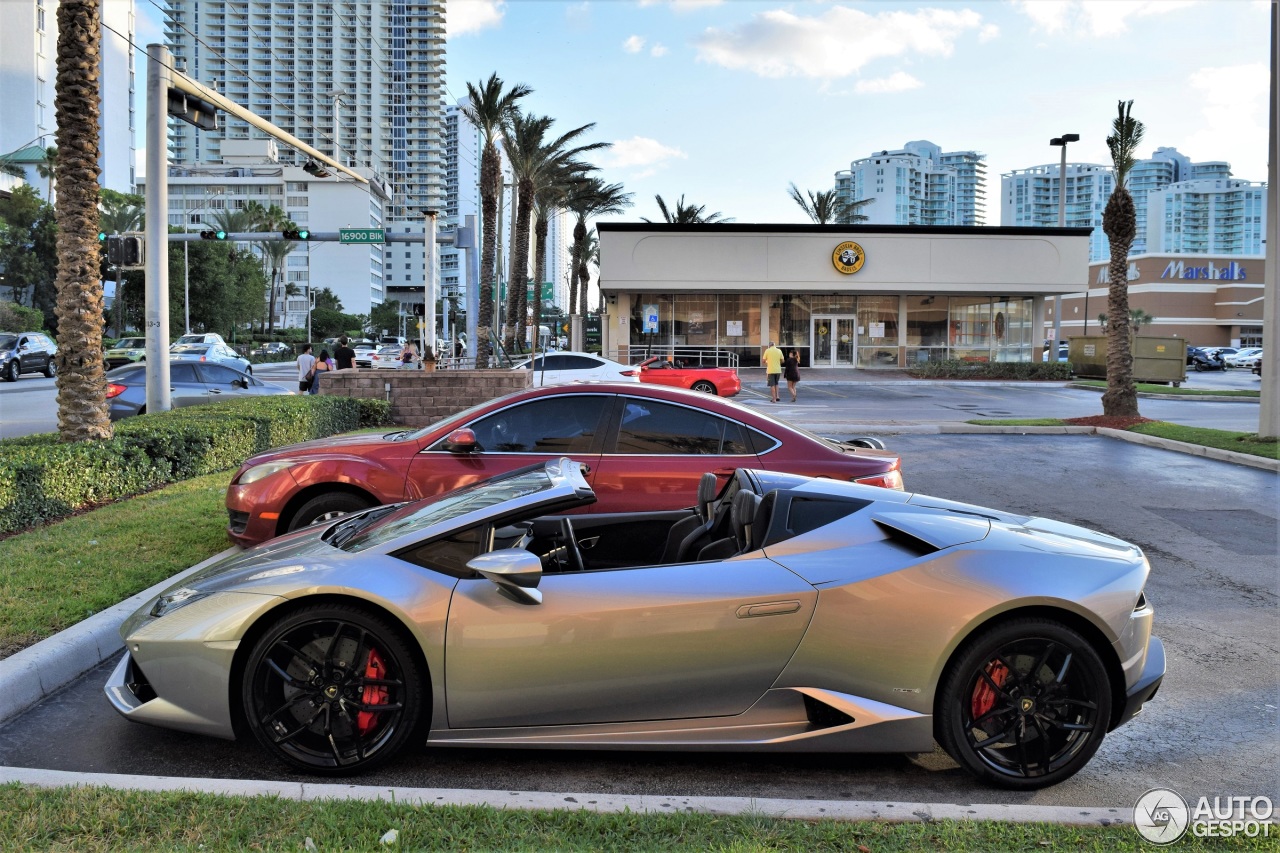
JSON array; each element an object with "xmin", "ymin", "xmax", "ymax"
[
  {"xmin": 331, "ymin": 90, "xmax": 347, "ymax": 162},
  {"xmin": 1049, "ymin": 133, "xmax": 1079, "ymax": 349}
]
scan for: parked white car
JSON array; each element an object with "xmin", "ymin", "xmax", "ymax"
[
  {"xmin": 1223, "ymin": 348, "xmax": 1262, "ymax": 368},
  {"xmin": 370, "ymin": 345, "xmax": 405, "ymax": 370},
  {"xmin": 513, "ymin": 351, "xmax": 640, "ymax": 385}
]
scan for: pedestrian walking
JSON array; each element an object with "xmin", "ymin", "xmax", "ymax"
[
  {"xmin": 296, "ymin": 344, "xmax": 316, "ymax": 393},
  {"xmin": 334, "ymin": 336, "xmax": 356, "ymax": 371},
  {"xmin": 310, "ymin": 349, "xmax": 334, "ymax": 394},
  {"xmin": 399, "ymin": 340, "xmax": 419, "ymax": 370},
  {"xmin": 784, "ymin": 349, "xmax": 801, "ymax": 402},
  {"xmin": 762, "ymin": 340, "xmax": 783, "ymax": 402}
]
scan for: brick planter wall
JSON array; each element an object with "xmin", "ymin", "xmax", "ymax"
[{"xmin": 319, "ymin": 368, "xmax": 532, "ymax": 427}]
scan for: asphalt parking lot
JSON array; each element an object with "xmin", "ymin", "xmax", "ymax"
[{"xmin": 0, "ymin": 432, "xmax": 1273, "ymax": 809}]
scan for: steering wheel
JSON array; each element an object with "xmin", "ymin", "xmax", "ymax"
[{"xmin": 559, "ymin": 517, "xmax": 585, "ymax": 573}]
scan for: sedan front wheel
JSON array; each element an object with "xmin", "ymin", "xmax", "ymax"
[
  {"xmin": 242, "ymin": 604, "xmax": 426, "ymax": 774},
  {"xmin": 937, "ymin": 618, "xmax": 1111, "ymax": 789}
]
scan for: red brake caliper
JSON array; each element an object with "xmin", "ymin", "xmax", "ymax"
[
  {"xmin": 357, "ymin": 648, "xmax": 389, "ymax": 735},
  {"xmin": 970, "ymin": 660, "xmax": 1009, "ymax": 723}
]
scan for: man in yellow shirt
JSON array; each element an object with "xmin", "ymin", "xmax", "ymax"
[{"xmin": 762, "ymin": 340, "xmax": 784, "ymax": 403}]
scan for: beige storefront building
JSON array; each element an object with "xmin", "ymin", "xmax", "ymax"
[
  {"xmin": 598, "ymin": 223, "xmax": 1092, "ymax": 368},
  {"xmin": 1052, "ymin": 254, "xmax": 1266, "ymax": 349}
]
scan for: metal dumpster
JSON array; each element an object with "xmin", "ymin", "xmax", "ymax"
[{"xmin": 1068, "ymin": 335, "xmax": 1188, "ymax": 386}]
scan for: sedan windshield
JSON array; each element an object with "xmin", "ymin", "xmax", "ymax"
[{"xmin": 333, "ymin": 465, "xmax": 556, "ymax": 552}]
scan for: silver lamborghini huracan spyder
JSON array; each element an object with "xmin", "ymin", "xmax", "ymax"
[{"xmin": 106, "ymin": 458, "xmax": 1164, "ymax": 789}]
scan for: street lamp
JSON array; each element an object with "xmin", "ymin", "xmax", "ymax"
[{"xmin": 1049, "ymin": 133, "xmax": 1080, "ymax": 347}]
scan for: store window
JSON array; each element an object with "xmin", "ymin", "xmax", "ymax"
[
  {"xmin": 856, "ymin": 296, "xmax": 899, "ymax": 368},
  {"xmin": 716, "ymin": 294, "xmax": 761, "ymax": 366},
  {"xmin": 992, "ymin": 297, "xmax": 1033, "ymax": 362},
  {"xmin": 949, "ymin": 297, "xmax": 991, "ymax": 362},
  {"xmin": 905, "ymin": 295, "xmax": 948, "ymax": 365}
]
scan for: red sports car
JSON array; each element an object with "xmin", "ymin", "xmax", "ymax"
[
  {"xmin": 225, "ymin": 383, "xmax": 903, "ymax": 546},
  {"xmin": 637, "ymin": 357, "xmax": 741, "ymax": 397}
]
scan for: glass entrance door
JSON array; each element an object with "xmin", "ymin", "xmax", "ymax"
[{"xmin": 812, "ymin": 316, "xmax": 857, "ymax": 367}]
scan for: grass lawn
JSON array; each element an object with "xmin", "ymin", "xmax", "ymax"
[
  {"xmin": 0, "ymin": 472, "xmax": 230, "ymax": 658},
  {"xmin": 3, "ymin": 784, "xmax": 1270, "ymax": 852},
  {"xmin": 1072, "ymin": 379, "xmax": 1260, "ymax": 398}
]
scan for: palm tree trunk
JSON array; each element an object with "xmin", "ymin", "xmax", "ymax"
[
  {"xmin": 507, "ymin": 183, "xmax": 531, "ymax": 352},
  {"xmin": 53, "ymin": 0, "xmax": 111, "ymax": 441},
  {"xmin": 476, "ymin": 142, "xmax": 501, "ymax": 367},
  {"xmin": 1101, "ymin": 188, "xmax": 1139, "ymax": 417},
  {"xmin": 533, "ymin": 213, "xmax": 548, "ymax": 349},
  {"xmin": 569, "ymin": 218, "xmax": 586, "ymax": 318}
]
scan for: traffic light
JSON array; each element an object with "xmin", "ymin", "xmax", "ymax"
[
  {"xmin": 412, "ymin": 302, "xmax": 426, "ymax": 317},
  {"xmin": 105, "ymin": 235, "xmax": 124, "ymax": 266},
  {"xmin": 282, "ymin": 229, "xmax": 310, "ymax": 241},
  {"xmin": 121, "ymin": 235, "xmax": 143, "ymax": 266},
  {"xmin": 199, "ymin": 229, "xmax": 228, "ymax": 240}
]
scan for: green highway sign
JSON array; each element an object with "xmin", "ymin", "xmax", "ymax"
[{"xmin": 339, "ymin": 228, "xmax": 385, "ymax": 244}]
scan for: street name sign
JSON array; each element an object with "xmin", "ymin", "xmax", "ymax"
[{"xmin": 339, "ymin": 228, "xmax": 386, "ymax": 244}]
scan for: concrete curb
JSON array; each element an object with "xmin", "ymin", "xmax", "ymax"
[
  {"xmin": 1068, "ymin": 383, "xmax": 1261, "ymax": 403},
  {"xmin": 0, "ymin": 546, "xmax": 240, "ymax": 726},
  {"xmin": 0, "ymin": 766, "xmax": 1132, "ymax": 826}
]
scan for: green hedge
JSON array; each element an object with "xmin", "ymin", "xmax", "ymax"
[
  {"xmin": 907, "ymin": 360, "xmax": 1074, "ymax": 381},
  {"xmin": 0, "ymin": 395, "xmax": 392, "ymax": 535}
]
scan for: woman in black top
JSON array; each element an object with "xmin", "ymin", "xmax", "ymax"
[{"xmin": 784, "ymin": 350, "xmax": 801, "ymax": 402}]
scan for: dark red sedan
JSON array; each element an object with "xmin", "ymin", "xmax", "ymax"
[
  {"xmin": 636, "ymin": 356, "xmax": 742, "ymax": 397},
  {"xmin": 225, "ymin": 383, "xmax": 903, "ymax": 546}
]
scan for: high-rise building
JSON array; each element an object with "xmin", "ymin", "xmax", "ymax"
[
  {"xmin": 1001, "ymin": 147, "xmax": 1261, "ymax": 261},
  {"xmin": 163, "ymin": 0, "xmax": 445, "ymax": 311},
  {"xmin": 138, "ymin": 140, "xmax": 389, "ymax": 330},
  {"xmin": 0, "ymin": 0, "xmax": 136, "ymax": 194},
  {"xmin": 1146, "ymin": 179, "xmax": 1267, "ymax": 256},
  {"xmin": 834, "ymin": 140, "xmax": 987, "ymax": 226}
]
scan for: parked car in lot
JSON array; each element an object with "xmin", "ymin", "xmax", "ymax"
[
  {"xmin": 636, "ymin": 356, "xmax": 741, "ymax": 396},
  {"xmin": 353, "ymin": 343, "xmax": 379, "ymax": 367},
  {"xmin": 105, "ymin": 361, "xmax": 293, "ymax": 419},
  {"xmin": 169, "ymin": 341, "xmax": 253, "ymax": 374},
  {"xmin": 174, "ymin": 332, "xmax": 227, "ymax": 347},
  {"xmin": 224, "ymin": 382, "xmax": 904, "ymax": 546},
  {"xmin": 252, "ymin": 342, "xmax": 292, "ymax": 357},
  {"xmin": 0, "ymin": 331, "xmax": 57, "ymax": 381},
  {"xmin": 370, "ymin": 345, "xmax": 404, "ymax": 369},
  {"xmin": 1223, "ymin": 348, "xmax": 1262, "ymax": 368},
  {"xmin": 104, "ymin": 336, "xmax": 148, "ymax": 370},
  {"xmin": 116, "ymin": 457, "xmax": 1164, "ymax": 788},
  {"xmin": 514, "ymin": 351, "xmax": 639, "ymax": 385}
]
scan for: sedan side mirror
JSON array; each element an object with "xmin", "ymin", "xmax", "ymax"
[
  {"xmin": 468, "ymin": 548, "xmax": 543, "ymax": 605},
  {"xmin": 443, "ymin": 427, "xmax": 479, "ymax": 454}
]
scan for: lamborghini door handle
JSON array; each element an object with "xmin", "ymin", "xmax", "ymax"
[{"xmin": 736, "ymin": 600, "xmax": 802, "ymax": 618}]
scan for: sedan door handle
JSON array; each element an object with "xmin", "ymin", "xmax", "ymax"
[{"xmin": 736, "ymin": 600, "xmax": 802, "ymax": 618}]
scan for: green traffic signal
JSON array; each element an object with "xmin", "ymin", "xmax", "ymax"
[
  {"xmin": 282, "ymin": 229, "xmax": 310, "ymax": 241},
  {"xmin": 97, "ymin": 232, "xmax": 107, "ymax": 241},
  {"xmin": 199, "ymin": 230, "xmax": 228, "ymax": 240}
]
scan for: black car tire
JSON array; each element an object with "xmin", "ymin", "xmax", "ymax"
[
  {"xmin": 43, "ymin": 360, "xmax": 56, "ymax": 378},
  {"xmin": 691, "ymin": 380, "xmax": 717, "ymax": 395},
  {"xmin": 288, "ymin": 492, "xmax": 376, "ymax": 533},
  {"xmin": 937, "ymin": 617, "xmax": 1111, "ymax": 790},
  {"xmin": 2, "ymin": 361, "xmax": 18, "ymax": 382},
  {"xmin": 1194, "ymin": 362, "xmax": 1204, "ymax": 372},
  {"xmin": 242, "ymin": 603, "xmax": 426, "ymax": 774}
]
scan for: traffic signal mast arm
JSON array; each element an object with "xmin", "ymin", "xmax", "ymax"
[{"xmin": 172, "ymin": 231, "xmax": 457, "ymax": 243}]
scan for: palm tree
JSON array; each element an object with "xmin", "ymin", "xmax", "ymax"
[
  {"xmin": 1100, "ymin": 100, "xmax": 1145, "ymax": 417},
  {"xmin": 52, "ymin": 0, "xmax": 111, "ymax": 441},
  {"xmin": 247, "ymin": 204, "xmax": 292, "ymax": 335},
  {"xmin": 567, "ymin": 179, "xmax": 631, "ymax": 321},
  {"xmin": 1097, "ymin": 308, "xmax": 1156, "ymax": 334},
  {"xmin": 35, "ymin": 146, "xmax": 58, "ymax": 202},
  {"xmin": 502, "ymin": 112, "xmax": 606, "ymax": 351},
  {"xmin": 642, "ymin": 194, "xmax": 731, "ymax": 224},
  {"xmin": 786, "ymin": 183, "xmax": 871, "ymax": 224},
  {"xmin": 461, "ymin": 74, "xmax": 532, "ymax": 367}
]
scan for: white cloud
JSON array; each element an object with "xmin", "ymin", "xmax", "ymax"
[
  {"xmin": 650, "ymin": 44, "xmax": 669, "ymax": 58},
  {"xmin": 694, "ymin": 6, "xmax": 985, "ymax": 80},
  {"xmin": 446, "ymin": 0, "xmax": 505, "ymax": 36},
  {"xmin": 601, "ymin": 137, "xmax": 688, "ymax": 172},
  {"xmin": 978, "ymin": 23, "xmax": 1000, "ymax": 42},
  {"xmin": 623, "ymin": 35, "xmax": 646, "ymax": 54},
  {"xmin": 639, "ymin": 0, "xmax": 725, "ymax": 10},
  {"xmin": 1182, "ymin": 63, "xmax": 1269, "ymax": 178},
  {"xmin": 1010, "ymin": 0, "xmax": 1196, "ymax": 37},
  {"xmin": 855, "ymin": 72, "xmax": 924, "ymax": 95}
]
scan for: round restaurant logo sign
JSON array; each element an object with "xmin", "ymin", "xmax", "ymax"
[{"xmin": 832, "ymin": 241, "xmax": 865, "ymax": 275}]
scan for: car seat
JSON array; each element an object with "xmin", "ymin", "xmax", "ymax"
[
  {"xmin": 697, "ymin": 490, "xmax": 761, "ymax": 561},
  {"xmin": 659, "ymin": 473, "xmax": 719, "ymax": 564}
]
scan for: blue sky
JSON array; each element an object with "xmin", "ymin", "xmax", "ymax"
[{"xmin": 138, "ymin": 0, "xmax": 1273, "ymax": 224}]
